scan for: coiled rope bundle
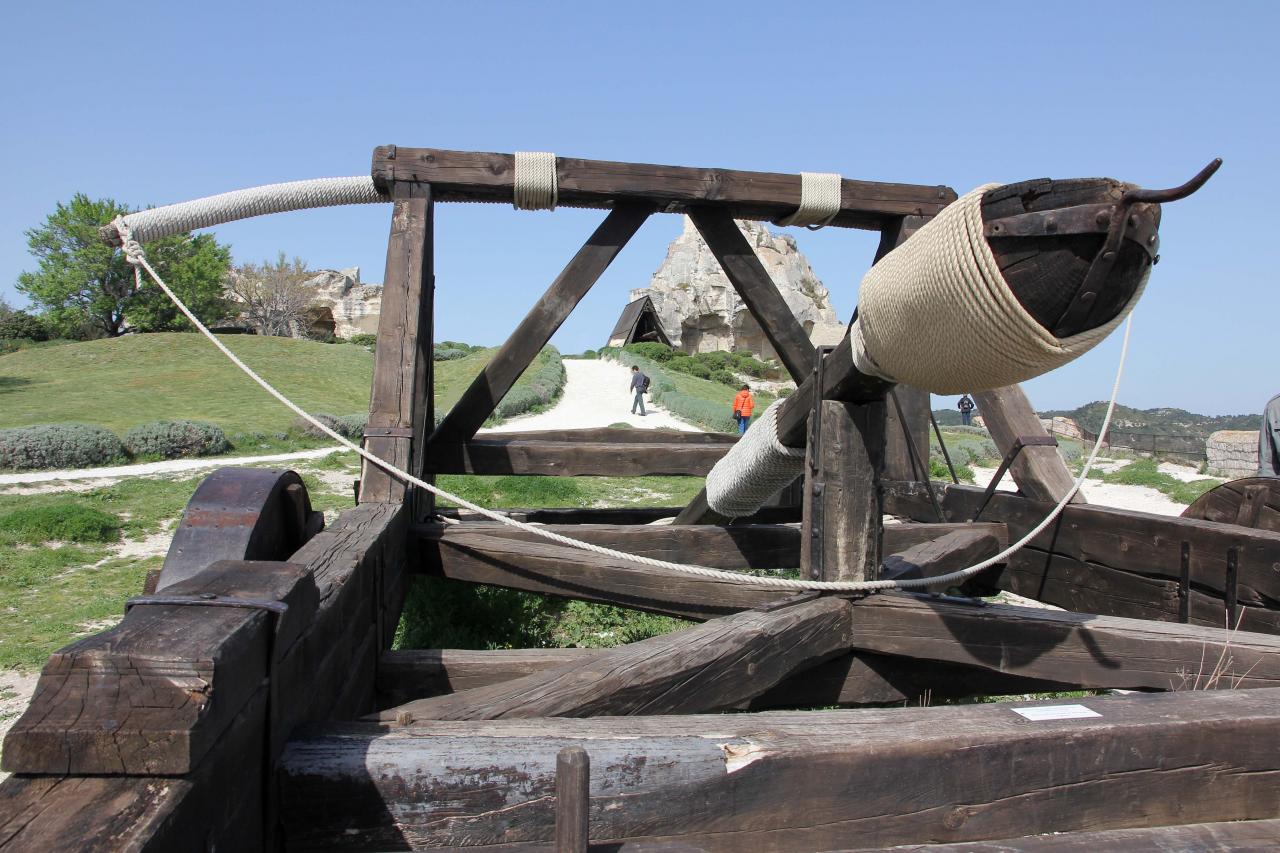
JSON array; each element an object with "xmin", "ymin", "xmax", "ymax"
[{"xmin": 705, "ymin": 401, "xmax": 806, "ymax": 516}]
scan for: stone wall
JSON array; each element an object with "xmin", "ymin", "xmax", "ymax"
[{"xmin": 1206, "ymin": 429, "xmax": 1259, "ymax": 479}]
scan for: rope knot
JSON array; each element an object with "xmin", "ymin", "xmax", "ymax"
[{"xmin": 112, "ymin": 217, "xmax": 145, "ymax": 266}]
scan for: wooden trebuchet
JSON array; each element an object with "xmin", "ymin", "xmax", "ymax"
[
  {"xmin": 374, "ymin": 595, "xmax": 852, "ymax": 721},
  {"xmin": 971, "ymin": 384, "xmax": 1082, "ymax": 504},
  {"xmin": 279, "ymin": 688, "xmax": 1280, "ymax": 851}
]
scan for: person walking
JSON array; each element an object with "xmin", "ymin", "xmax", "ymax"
[
  {"xmin": 629, "ymin": 365, "xmax": 649, "ymax": 416},
  {"xmin": 957, "ymin": 394, "xmax": 975, "ymax": 426},
  {"xmin": 732, "ymin": 384, "xmax": 755, "ymax": 435}
]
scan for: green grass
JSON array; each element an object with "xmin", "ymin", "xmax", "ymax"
[
  {"xmin": 0, "ymin": 333, "xmax": 375, "ymax": 435},
  {"xmin": 1088, "ymin": 457, "xmax": 1220, "ymax": 505},
  {"xmin": 0, "ymin": 504, "xmax": 122, "ymax": 545}
]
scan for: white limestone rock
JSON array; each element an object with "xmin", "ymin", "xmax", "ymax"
[{"xmin": 302, "ymin": 267, "xmax": 382, "ymax": 339}]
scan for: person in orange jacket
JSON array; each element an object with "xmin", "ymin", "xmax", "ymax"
[{"xmin": 732, "ymin": 384, "xmax": 755, "ymax": 435}]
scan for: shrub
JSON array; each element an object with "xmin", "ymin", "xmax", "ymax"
[
  {"xmin": 0, "ymin": 503, "xmax": 121, "ymax": 544},
  {"xmin": 709, "ymin": 369, "xmax": 738, "ymax": 386},
  {"xmin": 0, "ymin": 423, "xmax": 126, "ymax": 470},
  {"xmin": 624, "ymin": 342, "xmax": 674, "ymax": 362},
  {"xmin": 686, "ymin": 360, "xmax": 711, "ymax": 379},
  {"xmin": 292, "ymin": 412, "xmax": 365, "ymax": 440},
  {"xmin": 578, "ymin": 349, "xmax": 599, "ymax": 360},
  {"xmin": 438, "ymin": 340, "xmax": 484, "ymax": 353},
  {"xmin": 433, "ymin": 347, "xmax": 469, "ymax": 361},
  {"xmin": 492, "ymin": 347, "xmax": 566, "ymax": 420},
  {"xmin": 0, "ymin": 311, "xmax": 48, "ymax": 341},
  {"xmin": 348, "ymin": 333, "xmax": 377, "ymax": 348},
  {"xmin": 336, "ymin": 413, "xmax": 368, "ymax": 439},
  {"xmin": 123, "ymin": 420, "xmax": 230, "ymax": 459}
]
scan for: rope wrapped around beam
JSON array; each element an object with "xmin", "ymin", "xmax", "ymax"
[
  {"xmin": 513, "ymin": 151, "xmax": 558, "ymax": 211},
  {"xmin": 775, "ymin": 171, "xmax": 842, "ymax": 229},
  {"xmin": 705, "ymin": 402, "xmax": 806, "ymax": 516}
]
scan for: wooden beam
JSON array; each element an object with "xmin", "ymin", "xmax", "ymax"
[
  {"xmin": 687, "ymin": 207, "xmax": 817, "ymax": 382},
  {"xmin": 372, "ymin": 146, "xmax": 957, "ymax": 230},
  {"xmin": 431, "ymin": 204, "xmax": 651, "ymax": 445},
  {"xmin": 361, "ymin": 181, "xmax": 434, "ymax": 504},
  {"xmin": 850, "ymin": 592, "xmax": 1280, "ymax": 692},
  {"xmin": 845, "ymin": 819, "xmax": 1280, "ymax": 851},
  {"xmin": 879, "ymin": 529, "xmax": 1002, "ymax": 593},
  {"xmin": 425, "ymin": 435, "xmax": 729, "ymax": 477},
  {"xmin": 884, "ymin": 386, "xmax": 931, "ymax": 482},
  {"xmin": 416, "ymin": 521, "xmax": 1006, "ymax": 572},
  {"xmin": 375, "ymin": 647, "xmax": 1074, "ymax": 713},
  {"xmin": 801, "ymin": 400, "xmax": 885, "ymax": 581},
  {"xmin": 375, "ymin": 596, "xmax": 852, "ymax": 721},
  {"xmin": 972, "ymin": 384, "xmax": 1082, "ymax": 504},
  {"xmin": 279, "ymin": 688, "xmax": 1280, "ymax": 851}
]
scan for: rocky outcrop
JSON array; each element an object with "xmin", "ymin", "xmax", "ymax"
[
  {"xmin": 302, "ymin": 267, "xmax": 382, "ymax": 340},
  {"xmin": 630, "ymin": 217, "xmax": 843, "ymax": 360},
  {"xmin": 1206, "ymin": 430, "xmax": 1259, "ymax": 479},
  {"xmin": 1048, "ymin": 416, "xmax": 1085, "ymax": 441}
]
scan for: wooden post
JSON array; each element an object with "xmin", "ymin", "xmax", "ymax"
[
  {"xmin": 884, "ymin": 386, "xmax": 931, "ymax": 482},
  {"xmin": 973, "ymin": 384, "xmax": 1083, "ymax": 504},
  {"xmin": 801, "ymin": 400, "xmax": 885, "ymax": 582},
  {"xmin": 361, "ymin": 182, "xmax": 434, "ymax": 505},
  {"xmin": 555, "ymin": 747, "xmax": 590, "ymax": 853}
]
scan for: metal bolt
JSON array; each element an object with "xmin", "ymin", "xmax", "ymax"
[
  {"xmin": 1102, "ymin": 250, "xmax": 1116, "ymax": 261},
  {"xmin": 199, "ymin": 592, "xmax": 217, "ymax": 600},
  {"xmin": 1147, "ymin": 234, "xmax": 1157, "ymax": 245}
]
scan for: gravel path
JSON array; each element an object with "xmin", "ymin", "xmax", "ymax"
[
  {"xmin": 483, "ymin": 359, "xmax": 701, "ymax": 433},
  {"xmin": 969, "ymin": 461, "xmax": 1199, "ymax": 517},
  {"xmin": 0, "ymin": 446, "xmax": 345, "ymax": 487}
]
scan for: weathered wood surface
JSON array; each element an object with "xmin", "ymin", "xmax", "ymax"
[
  {"xmin": 971, "ymin": 385, "xmax": 1083, "ymax": 504},
  {"xmin": 371, "ymin": 147, "xmax": 956, "ymax": 230},
  {"xmin": 885, "ymin": 481, "xmax": 1280, "ymax": 611},
  {"xmin": 554, "ymin": 747, "xmax": 590, "ymax": 853},
  {"xmin": 688, "ymin": 207, "xmax": 816, "ymax": 381},
  {"xmin": 2, "ymin": 560, "xmax": 314, "ymax": 776},
  {"xmin": 1182, "ymin": 476, "xmax": 1280, "ymax": 532},
  {"xmin": 279, "ymin": 688, "xmax": 1280, "ymax": 851},
  {"xmin": 879, "ymin": 529, "xmax": 1002, "ymax": 592},
  {"xmin": 884, "ymin": 387, "xmax": 931, "ymax": 483},
  {"xmin": 802, "ymin": 400, "xmax": 885, "ymax": 581},
  {"xmin": 362, "ymin": 181, "xmax": 434, "ymax": 504},
  {"xmin": 159, "ymin": 467, "xmax": 323, "ymax": 589},
  {"xmin": 425, "ymin": 436, "xmax": 730, "ymax": 477},
  {"xmin": 432, "ymin": 204, "xmax": 651, "ymax": 445},
  {"xmin": 444, "ymin": 504, "xmax": 803, "ymax": 526},
  {"xmin": 853, "ymin": 593, "xmax": 1280, "ymax": 691},
  {"xmin": 375, "ymin": 647, "xmax": 1073, "ymax": 712},
  {"xmin": 376, "ymin": 596, "xmax": 851, "ymax": 721},
  {"xmin": 849, "ymin": 819, "xmax": 1280, "ymax": 851}
]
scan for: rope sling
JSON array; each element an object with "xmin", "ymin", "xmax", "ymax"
[{"xmin": 107, "ymin": 162, "xmax": 1132, "ymax": 594}]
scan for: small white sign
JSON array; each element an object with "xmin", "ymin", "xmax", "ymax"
[{"xmin": 1012, "ymin": 704, "xmax": 1101, "ymax": 721}]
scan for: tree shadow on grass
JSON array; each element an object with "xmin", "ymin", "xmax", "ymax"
[{"xmin": 0, "ymin": 376, "xmax": 32, "ymax": 394}]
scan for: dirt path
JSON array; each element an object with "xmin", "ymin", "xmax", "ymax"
[
  {"xmin": 0, "ymin": 446, "xmax": 345, "ymax": 489},
  {"xmin": 970, "ymin": 460, "xmax": 1211, "ymax": 517},
  {"xmin": 483, "ymin": 359, "xmax": 701, "ymax": 433}
]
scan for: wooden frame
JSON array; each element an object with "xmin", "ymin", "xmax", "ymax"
[{"xmin": 3, "ymin": 147, "xmax": 1276, "ymax": 852}]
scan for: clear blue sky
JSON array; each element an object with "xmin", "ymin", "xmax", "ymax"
[{"xmin": 1, "ymin": 1, "xmax": 1275, "ymax": 415}]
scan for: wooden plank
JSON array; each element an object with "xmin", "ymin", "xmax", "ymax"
[
  {"xmin": 443, "ymin": 505, "xmax": 804, "ymax": 526},
  {"xmin": 361, "ymin": 181, "xmax": 434, "ymax": 504},
  {"xmin": 2, "ymin": 560, "xmax": 314, "ymax": 776},
  {"xmin": 376, "ymin": 596, "xmax": 852, "ymax": 721},
  {"xmin": 555, "ymin": 747, "xmax": 590, "ymax": 853},
  {"xmin": 462, "ymin": 428, "xmax": 736, "ymax": 445},
  {"xmin": 425, "ymin": 437, "xmax": 729, "ymax": 477},
  {"xmin": 372, "ymin": 146, "xmax": 957, "ymax": 230},
  {"xmin": 375, "ymin": 647, "xmax": 1074, "ymax": 713},
  {"xmin": 880, "ymin": 529, "xmax": 1002, "ymax": 593},
  {"xmin": 432, "ymin": 204, "xmax": 651, "ymax": 444},
  {"xmin": 279, "ymin": 688, "xmax": 1280, "ymax": 851},
  {"xmin": 687, "ymin": 207, "xmax": 817, "ymax": 382},
  {"xmin": 883, "ymin": 387, "xmax": 931, "ymax": 483},
  {"xmin": 801, "ymin": 400, "xmax": 885, "ymax": 581},
  {"xmin": 972, "ymin": 384, "xmax": 1082, "ymax": 504},
  {"xmin": 849, "ymin": 592, "xmax": 1280, "ymax": 692},
  {"xmin": 849, "ymin": 819, "xmax": 1280, "ymax": 851},
  {"xmin": 885, "ymin": 481, "xmax": 1280, "ymax": 609}
]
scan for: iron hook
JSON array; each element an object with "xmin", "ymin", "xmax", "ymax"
[{"xmin": 1124, "ymin": 158, "xmax": 1223, "ymax": 204}]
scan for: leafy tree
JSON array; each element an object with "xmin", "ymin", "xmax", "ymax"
[
  {"xmin": 226, "ymin": 253, "xmax": 314, "ymax": 337},
  {"xmin": 15, "ymin": 195, "xmax": 232, "ymax": 338}
]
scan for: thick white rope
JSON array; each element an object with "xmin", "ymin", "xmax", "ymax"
[
  {"xmin": 706, "ymin": 401, "xmax": 806, "ymax": 516},
  {"xmin": 114, "ymin": 177, "xmax": 387, "ymax": 244},
  {"xmin": 775, "ymin": 172, "xmax": 842, "ymax": 229},
  {"xmin": 110, "ymin": 203, "xmax": 1129, "ymax": 593},
  {"xmin": 513, "ymin": 151, "xmax": 558, "ymax": 211},
  {"xmin": 856, "ymin": 185, "xmax": 1145, "ymax": 394}
]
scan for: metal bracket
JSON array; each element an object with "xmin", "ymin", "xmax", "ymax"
[
  {"xmin": 807, "ymin": 346, "xmax": 835, "ymax": 581},
  {"xmin": 969, "ymin": 434, "xmax": 1059, "ymax": 522},
  {"xmin": 125, "ymin": 593, "xmax": 289, "ymax": 616},
  {"xmin": 363, "ymin": 426, "xmax": 414, "ymax": 438},
  {"xmin": 1178, "ymin": 541, "xmax": 1192, "ymax": 624}
]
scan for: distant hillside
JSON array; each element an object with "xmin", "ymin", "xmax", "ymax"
[{"xmin": 1041, "ymin": 402, "xmax": 1258, "ymax": 439}]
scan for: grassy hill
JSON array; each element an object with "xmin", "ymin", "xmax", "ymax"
[{"xmin": 1041, "ymin": 402, "xmax": 1258, "ymax": 439}]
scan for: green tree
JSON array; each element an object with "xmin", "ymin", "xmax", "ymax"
[{"xmin": 15, "ymin": 195, "xmax": 232, "ymax": 338}]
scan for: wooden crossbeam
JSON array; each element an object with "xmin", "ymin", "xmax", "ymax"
[
  {"xmin": 687, "ymin": 207, "xmax": 817, "ymax": 381},
  {"xmin": 431, "ymin": 204, "xmax": 652, "ymax": 445},
  {"xmin": 972, "ymin": 384, "xmax": 1083, "ymax": 504},
  {"xmin": 372, "ymin": 146, "xmax": 957, "ymax": 230},
  {"xmin": 847, "ymin": 820, "xmax": 1280, "ymax": 852},
  {"xmin": 425, "ymin": 434, "xmax": 730, "ymax": 477},
  {"xmin": 373, "ymin": 596, "xmax": 852, "ymax": 722},
  {"xmin": 279, "ymin": 689, "xmax": 1280, "ymax": 851},
  {"xmin": 879, "ymin": 528, "xmax": 1002, "ymax": 592}
]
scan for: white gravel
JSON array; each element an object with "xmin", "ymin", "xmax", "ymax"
[
  {"xmin": 969, "ymin": 459, "xmax": 1207, "ymax": 517},
  {"xmin": 483, "ymin": 359, "xmax": 701, "ymax": 434}
]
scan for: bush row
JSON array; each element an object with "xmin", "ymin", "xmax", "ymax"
[
  {"xmin": 290, "ymin": 412, "xmax": 368, "ymax": 440},
  {"xmin": 492, "ymin": 347, "xmax": 566, "ymax": 421},
  {"xmin": 622, "ymin": 342, "xmax": 780, "ymax": 385},
  {"xmin": 606, "ymin": 348, "xmax": 739, "ymax": 433},
  {"xmin": 0, "ymin": 419, "xmax": 237, "ymax": 471}
]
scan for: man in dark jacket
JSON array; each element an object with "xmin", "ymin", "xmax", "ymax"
[
  {"xmin": 629, "ymin": 365, "xmax": 648, "ymax": 416},
  {"xmin": 957, "ymin": 394, "xmax": 976, "ymax": 426},
  {"xmin": 1260, "ymin": 393, "xmax": 1280, "ymax": 477}
]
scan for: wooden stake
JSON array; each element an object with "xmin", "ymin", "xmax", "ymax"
[{"xmin": 555, "ymin": 747, "xmax": 590, "ymax": 853}]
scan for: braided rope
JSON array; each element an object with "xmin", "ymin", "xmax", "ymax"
[
  {"xmin": 706, "ymin": 401, "xmax": 806, "ymax": 516},
  {"xmin": 856, "ymin": 185, "xmax": 1146, "ymax": 394},
  {"xmin": 108, "ymin": 179, "xmax": 1131, "ymax": 593},
  {"xmin": 114, "ymin": 177, "xmax": 387, "ymax": 244},
  {"xmin": 776, "ymin": 172, "xmax": 842, "ymax": 229},
  {"xmin": 513, "ymin": 151, "xmax": 558, "ymax": 210}
]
